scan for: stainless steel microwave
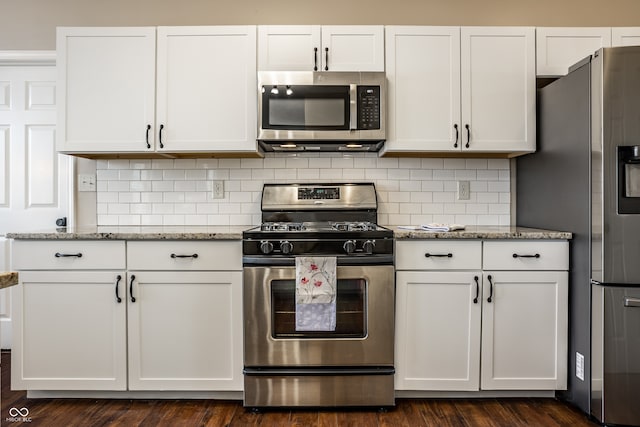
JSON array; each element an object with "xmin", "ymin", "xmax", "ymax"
[{"xmin": 257, "ymin": 71, "xmax": 386, "ymax": 152}]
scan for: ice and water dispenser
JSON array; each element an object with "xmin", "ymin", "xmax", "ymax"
[{"xmin": 618, "ymin": 145, "xmax": 640, "ymax": 213}]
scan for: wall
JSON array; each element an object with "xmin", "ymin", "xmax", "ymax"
[
  {"xmin": 96, "ymin": 154, "xmax": 510, "ymax": 226},
  {"xmin": 4, "ymin": 0, "xmax": 640, "ymax": 50}
]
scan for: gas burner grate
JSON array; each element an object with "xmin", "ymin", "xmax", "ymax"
[
  {"xmin": 261, "ymin": 222, "xmax": 306, "ymax": 232},
  {"xmin": 331, "ymin": 221, "xmax": 377, "ymax": 232}
]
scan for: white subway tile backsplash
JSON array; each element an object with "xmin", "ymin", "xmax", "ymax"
[{"xmin": 95, "ymin": 153, "xmax": 512, "ymax": 227}]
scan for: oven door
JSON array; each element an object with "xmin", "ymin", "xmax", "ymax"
[{"xmin": 243, "ymin": 265, "xmax": 394, "ymax": 367}]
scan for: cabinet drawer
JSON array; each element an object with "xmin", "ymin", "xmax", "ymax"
[
  {"xmin": 483, "ymin": 241, "xmax": 568, "ymax": 270},
  {"xmin": 12, "ymin": 240, "xmax": 125, "ymax": 270},
  {"xmin": 395, "ymin": 241, "xmax": 482, "ymax": 270},
  {"xmin": 127, "ymin": 241, "xmax": 242, "ymax": 271}
]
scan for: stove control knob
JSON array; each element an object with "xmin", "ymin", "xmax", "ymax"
[
  {"xmin": 260, "ymin": 240, "xmax": 274, "ymax": 254},
  {"xmin": 343, "ymin": 239, "xmax": 357, "ymax": 254},
  {"xmin": 363, "ymin": 240, "xmax": 376, "ymax": 254},
  {"xmin": 280, "ymin": 240, "xmax": 294, "ymax": 254}
]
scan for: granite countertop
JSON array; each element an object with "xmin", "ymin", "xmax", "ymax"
[
  {"xmin": 6, "ymin": 225, "xmax": 571, "ymax": 241},
  {"xmin": 390, "ymin": 225, "xmax": 572, "ymax": 240},
  {"xmin": 6, "ymin": 225, "xmax": 248, "ymax": 240},
  {"xmin": 0, "ymin": 272, "xmax": 18, "ymax": 290}
]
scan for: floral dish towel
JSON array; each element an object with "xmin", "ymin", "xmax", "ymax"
[{"xmin": 295, "ymin": 256, "xmax": 337, "ymax": 331}]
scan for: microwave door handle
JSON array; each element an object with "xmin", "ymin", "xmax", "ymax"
[{"xmin": 349, "ymin": 84, "xmax": 357, "ymax": 130}]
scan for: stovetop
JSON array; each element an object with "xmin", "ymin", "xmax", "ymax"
[{"xmin": 257, "ymin": 221, "xmax": 387, "ymax": 233}]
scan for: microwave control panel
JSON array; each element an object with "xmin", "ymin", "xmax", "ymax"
[{"xmin": 357, "ymin": 86, "xmax": 381, "ymax": 130}]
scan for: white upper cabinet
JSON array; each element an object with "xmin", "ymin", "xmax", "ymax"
[
  {"xmin": 612, "ymin": 27, "xmax": 640, "ymax": 47},
  {"xmin": 536, "ymin": 27, "xmax": 611, "ymax": 76},
  {"xmin": 57, "ymin": 26, "xmax": 258, "ymax": 156},
  {"xmin": 384, "ymin": 26, "xmax": 461, "ymax": 152},
  {"xmin": 57, "ymin": 27, "xmax": 156, "ymax": 153},
  {"xmin": 156, "ymin": 26, "xmax": 257, "ymax": 153},
  {"xmin": 383, "ymin": 26, "xmax": 535, "ymax": 156},
  {"xmin": 461, "ymin": 27, "xmax": 536, "ymax": 154},
  {"xmin": 258, "ymin": 25, "xmax": 384, "ymax": 71}
]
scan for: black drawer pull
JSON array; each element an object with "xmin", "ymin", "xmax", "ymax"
[
  {"xmin": 145, "ymin": 124, "xmax": 151, "ymax": 149},
  {"xmin": 129, "ymin": 275, "xmax": 136, "ymax": 303},
  {"xmin": 55, "ymin": 252, "xmax": 82, "ymax": 258},
  {"xmin": 425, "ymin": 253, "xmax": 453, "ymax": 258},
  {"xmin": 487, "ymin": 274, "xmax": 494, "ymax": 303},
  {"xmin": 453, "ymin": 124, "xmax": 459, "ymax": 148},
  {"xmin": 115, "ymin": 275, "xmax": 122, "ymax": 303},
  {"xmin": 512, "ymin": 253, "xmax": 540, "ymax": 258},
  {"xmin": 473, "ymin": 276, "xmax": 480, "ymax": 304},
  {"xmin": 171, "ymin": 253, "xmax": 198, "ymax": 259}
]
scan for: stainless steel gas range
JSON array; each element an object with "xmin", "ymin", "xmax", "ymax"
[{"xmin": 242, "ymin": 183, "xmax": 395, "ymax": 408}]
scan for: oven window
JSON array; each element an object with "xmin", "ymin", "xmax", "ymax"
[{"xmin": 271, "ymin": 278, "xmax": 366, "ymax": 338}]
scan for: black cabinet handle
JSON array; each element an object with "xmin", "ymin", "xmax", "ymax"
[
  {"xmin": 129, "ymin": 274, "xmax": 136, "ymax": 303},
  {"xmin": 145, "ymin": 124, "xmax": 151, "ymax": 149},
  {"xmin": 159, "ymin": 124, "xmax": 164, "ymax": 149},
  {"xmin": 465, "ymin": 124, "xmax": 470, "ymax": 148},
  {"xmin": 454, "ymin": 124, "xmax": 459, "ymax": 148},
  {"xmin": 473, "ymin": 275, "xmax": 480, "ymax": 304},
  {"xmin": 115, "ymin": 275, "xmax": 122, "ymax": 303},
  {"xmin": 512, "ymin": 253, "xmax": 541, "ymax": 258},
  {"xmin": 314, "ymin": 47, "xmax": 318, "ymax": 71},
  {"xmin": 55, "ymin": 252, "xmax": 82, "ymax": 258},
  {"xmin": 424, "ymin": 253, "xmax": 453, "ymax": 258},
  {"xmin": 324, "ymin": 47, "xmax": 329, "ymax": 71},
  {"xmin": 487, "ymin": 274, "xmax": 494, "ymax": 303},
  {"xmin": 171, "ymin": 253, "xmax": 198, "ymax": 259}
]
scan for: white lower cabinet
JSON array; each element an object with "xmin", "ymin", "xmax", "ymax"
[
  {"xmin": 13, "ymin": 271, "xmax": 127, "ymax": 390},
  {"xmin": 11, "ymin": 240, "xmax": 243, "ymax": 392},
  {"xmin": 127, "ymin": 271, "xmax": 242, "ymax": 391},
  {"xmin": 11, "ymin": 240, "xmax": 128, "ymax": 390},
  {"xmin": 395, "ymin": 240, "xmax": 568, "ymax": 392},
  {"xmin": 481, "ymin": 270, "xmax": 568, "ymax": 390},
  {"xmin": 395, "ymin": 271, "xmax": 481, "ymax": 391}
]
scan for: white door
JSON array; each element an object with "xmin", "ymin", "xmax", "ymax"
[
  {"xmin": 320, "ymin": 26, "xmax": 385, "ymax": 71},
  {"xmin": 56, "ymin": 27, "xmax": 156, "ymax": 153},
  {"xmin": 12, "ymin": 270, "xmax": 127, "ymax": 390},
  {"xmin": 395, "ymin": 271, "xmax": 482, "ymax": 391},
  {"xmin": 461, "ymin": 27, "xmax": 536, "ymax": 154},
  {"xmin": 258, "ymin": 25, "xmax": 322, "ymax": 71},
  {"xmin": 480, "ymin": 271, "xmax": 568, "ymax": 390},
  {"xmin": 127, "ymin": 271, "xmax": 243, "ymax": 391},
  {"xmin": 0, "ymin": 56, "xmax": 71, "ymax": 348},
  {"xmin": 384, "ymin": 26, "xmax": 461, "ymax": 153},
  {"xmin": 156, "ymin": 26, "xmax": 257, "ymax": 153}
]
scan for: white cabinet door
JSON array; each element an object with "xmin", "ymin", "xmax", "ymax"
[
  {"xmin": 320, "ymin": 26, "xmax": 385, "ymax": 71},
  {"xmin": 156, "ymin": 26, "xmax": 257, "ymax": 153},
  {"xmin": 56, "ymin": 27, "xmax": 156, "ymax": 153},
  {"xmin": 384, "ymin": 26, "xmax": 461, "ymax": 153},
  {"xmin": 12, "ymin": 271, "xmax": 127, "ymax": 390},
  {"xmin": 536, "ymin": 27, "xmax": 611, "ymax": 76},
  {"xmin": 395, "ymin": 271, "xmax": 482, "ymax": 391},
  {"xmin": 461, "ymin": 27, "xmax": 535, "ymax": 154},
  {"xmin": 480, "ymin": 271, "xmax": 568, "ymax": 390},
  {"xmin": 127, "ymin": 271, "xmax": 243, "ymax": 391},
  {"xmin": 258, "ymin": 25, "xmax": 321, "ymax": 71},
  {"xmin": 258, "ymin": 25, "xmax": 384, "ymax": 72},
  {"xmin": 612, "ymin": 27, "xmax": 640, "ymax": 47}
]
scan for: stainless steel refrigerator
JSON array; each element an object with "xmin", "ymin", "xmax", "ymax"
[{"xmin": 517, "ymin": 46, "xmax": 640, "ymax": 426}]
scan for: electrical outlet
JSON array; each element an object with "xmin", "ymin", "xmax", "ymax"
[
  {"xmin": 457, "ymin": 180, "xmax": 470, "ymax": 200},
  {"xmin": 78, "ymin": 174, "xmax": 96, "ymax": 192},
  {"xmin": 212, "ymin": 180, "xmax": 225, "ymax": 199},
  {"xmin": 576, "ymin": 352, "xmax": 585, "ymax": 381}
]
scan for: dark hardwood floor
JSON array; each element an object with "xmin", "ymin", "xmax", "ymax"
[{"xmin": 1, "ymin": 351, "xmax": 598, "ymax": 427}]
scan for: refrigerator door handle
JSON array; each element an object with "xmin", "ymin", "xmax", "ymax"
[{"xmin": 624, "ymin": 296, "xmax": 640, "ymax": 307}]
